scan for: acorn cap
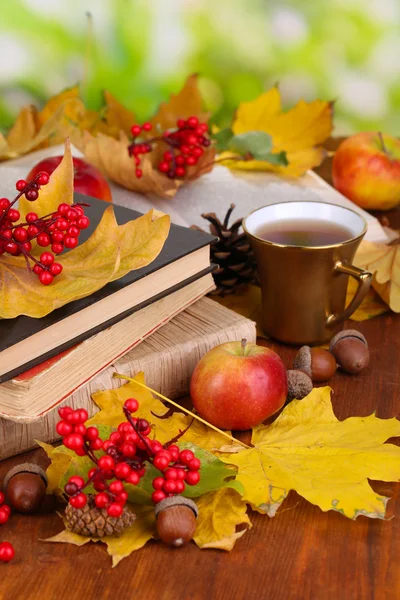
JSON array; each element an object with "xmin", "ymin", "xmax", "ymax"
[
  {"xmin": 293, "ymin": 346, "xmax": 312, "ymax": 376},
  {"xmin": 329, "ymin": 330, "xmax": 367, "ymax": 352},
  {"xmin": 155, "ymin": 496, "xmax": 198, "ymax": 519},
  {"xmin": 4, "ymin": 463, "xmax": 48, "ymax": 490},
  {"xmin": 287, "ymin": 369, "xmax": 313, "ymax": 401}
]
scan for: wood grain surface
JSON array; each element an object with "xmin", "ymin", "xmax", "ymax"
[{"xmin": 0, "ymin": 141, "xmax": 399, "ymax": 600}]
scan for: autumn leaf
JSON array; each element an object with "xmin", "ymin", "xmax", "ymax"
[
  {"xmin": 355, "ymin": 239, "xmax": 400, "ymax": 312},
  {"xmin": 221, "ymin": 387, "xmax": 400, "ymax": 519},
  {"xmin": 346, "ymin": 276, "xmax": 389, "ymax": 321},
  {"xmin": 102, "ymin": 90, "xmax": 136, "ymax": 137},
  {"xmin": 0, "ymin": 144, "xmax": 170, "ymax": 318},
  {"xmin": 194, "ymin": 488, "xmax": 251, "ymax": 551},
  {"xmin": 220, "ymin": 86, "xmax": 333, "ymax": 177}
]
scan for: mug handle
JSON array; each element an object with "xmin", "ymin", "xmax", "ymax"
[{"xmin": 326, "ymin": 261, "xmax": 372, "ymax": 326}]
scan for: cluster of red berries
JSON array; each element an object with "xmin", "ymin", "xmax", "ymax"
[
  {"xmin": 0, "ymin": 492, "xmax": 14, "ymax": 563},
  {"xmin": 128, "ymin": 116, "xmax": 210, "ymax": 180},
  {"xmin": 56, "ymin": 398, "xmax": 202, "ymax": 518},
  {"xmin": 0, "ymin": 173, "xmax": 90, "ymax": 285}
]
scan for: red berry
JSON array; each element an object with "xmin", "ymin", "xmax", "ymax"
[
  {"xmin": 110, "ymin": 432, "xmax": 122, "ymax": 445},
  {"xmin": 95, "ymin": 492, "xmax": 109, "ymax": 508},
  {"xmin": 74, "ymin": 424, "xmax": 87, "ymax": 436},
  {"xmin": 70, "ymin": 493, "xmax": 87, "ymax": 509},
  {"xmin": 137, "ymin": 418, "xmax": 149, "ymax": 432},
  {"xmin": 151, "ymin": 441, "xmax": 163, "ymax": 454},
  {"xmin": 135, "ymin": 169, "xmax": 143, "ymax": 178},
  {"xmin": 37, "ymin": 232, "xmax": 51, "ymax": 247},
  {"xmin": 187, "ymin": 116, "xmax": 199, "ymax": 128},
  {"xmin": 158, "ymin": 161, "xmax": 169, "ymax": 173},
  {"xmin": 39, "ymin": 271, "xmax": 54, "ymax": 286},
  {"xmin": 175, "ymin": 155, "xmax": 185, "ymax": 166},
  {"xmin": 175, "ymin": 468, "xmax": 186, "ymax": 481},
  {"xmin": 152, "ymin": 477, "xmax": 165, "ymax": 491},
  {"xmin": 2, "ymin": 505, "xmax": 11, "ymax": 518},
  {"xmin": 0, "ymin": 542, "xmax": 15, "ymax": 563},
  {"xmin": 58, "ymin": 203, "xmax": 70, "ymax": 216},
  {"xmin": 0, "ymin": 492, "xmax": 4, "ymax": 505},
  {"xmin": 40, "ymin": 251, "xmax": 54, "ymax": 266},
  {"xmin": 37, "ymin": 171, "xmax": 50, "ymax": 185},
  {"xmin": 202, "ymin": 138, "xmax": 211, "ymax": 147},
  {"xmin": 124, "ymin": 398, "xmax": 139, "ymax": 413},
  {"xmin": 175, "ymin": 480, "xmax": 185, "ymax": 493},
  {"xmin": 69, "ymin": 475, "xmax": 85, "ymax": 488},
  {"xmin": 153, "ymin": 455, "xmax": 170, "ymax": 472},
  {"xmin": 167, "ymin": 170, "xmax": 175, "ymax": 179},
  {"xmin": 179, "ymin": 449, "xmax": 195, "ymax": 465},
  {"xmin": 27, "ymin": 224, "xmax": 39, "ymax": 238},
  {"xmin": 16, "ymin": 179, "xmax": 27, "ymax": 191},
  {"xmin": 51, "ymin": 243, "xmax": 64, "ymax": 254},
  {"xmin": 116, "ymin": 491, "xmax": 128, "ymax": 504},
  {"xmin": 59, "ymin": 406, "xmax": 73, "ymax": 419},
  {"xmin": 114, "ymin": 462, "xmax": 131, "ymax": 480},
  {"xmin": 109, "ymin": 480, "xmax": 124, "ymax": 494},
  {"xmin": 98, "ymin": 456, "xmax": 115, "ymax": 471},
  {"xmin": 67, "ymin": 208, "xmax": 78, "ymax": 221},
  {"xmin": 121, "ymin": 442, "xmax": 136, "ymax": 457},
  {"xmin": 76, "ymin": 408, "xmax": 88, "ymax": 423},
  {"xmin": 175, "ymin": 166, "xmax": 185, "ymax": 178},
  {"xmin": 4, "ymin": 241, "xmax": 18, "ymax": 254},
  {"xmin": 142, "ymin": 122, "xmax": 152, "ymax": 131},
  {"xmin": 63, "ymin": 433, "xmax": 85, "ymax": 450},
  {"xmin": 163, "ymin": 480, "xmax": 177, "ymax": 494},
  {"xmin": 0, "ymin": 507, "xmax": 9, "ymax": 524},
  {"xmin": 177, "ymin": 118, "xmax": 186, "ymax": 128},
  {"xmin": 56, "ymin": 420, "xmax": 73, "ymax": 436},
  {"xmin": 13, "ymin": 226, "xmax": 28, "ymax": 242},
  {"xmin": 22, "ymin": 241, "xmax": 32, "ymax": 252},
  {"xmin": 25, "ymin": 189, "xmax": 38, "ymax": 201},
  {"xmin": 90, "ymin": 438, "xmax": 103, "ymax": 451},
  {"xmin": 165, "ymin": 468, "xmax": 178, "ymax": 480},
  {"xmin": 64, "ymin": 236, "xmax": 78, "ymax": 249},
  {"xmin": 85, "ymin": 426, "xmax": 99, "ymax": 441},
  {"xmin": 51, "ymin": 230, "xmax": 64, "ymax": 243},
  {"xmin": 88, "ymin": 468, "xmax": 97, "ymax": 479},
  {"xmin": 131, "ymin": 124, "xmax": 141, "ymax": 136},
  {"xmin": 67, "ymin": 225, "xmax": 80, "ymax": 237},
  {"xmin": 168, "ymin": 445, "xmax": 180, "ymax": 461},
  {"xmin": 94, "ymin": 479, "xmax": 107, "ymax": 492},
  {"xmin": 187, "ymin": 135, "xmax": 198, "ymax": 145},
  {"xmin": 189, "ymin": 458, "xmax": 201, "ymax": 471},
  {"xmin": 0, "ymin": 198, "xmax": 10, "ymax": 210},
  {"xmin": 102, "ymin": 440, "xmax": 113, "ymax": 452},
  {"xmin": 185, "ymin": 471, "xmax": 200, "ymax": 486},
  {"xmin": 193, "ymin": 147, "xmax": 203, "ymax": 157},
  {"xmin": 107, "ymin": 503, "xmax": 123, "ymax": 518},
  {"xmin": 50, "ymin": 262, "xmax": 63, "ymax": 276},
  {"xmin": 126, "ymin": 471, "xmax": 140, "ymax": 485},
  {"xmin": 185, "ymin": 156, "xmax": 197, "ymax": 166},
  {"xmin": 55, "ymin": 218, "xmax": 68, "ymax": 231},
  {"xmin": 7, "ymin": 209, "xmax": 20, "ymax": 222},
  {"xmin": 152, "ymin": 490, "xmax": 166, "ymax": 504}
]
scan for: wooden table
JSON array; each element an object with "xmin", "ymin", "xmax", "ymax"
[{"xmin": 1, "ymin": 143, "xmax": 399, "ymax": 600}]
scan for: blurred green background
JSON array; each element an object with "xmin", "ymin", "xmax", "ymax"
[{"xmin": 1, "ymin": 0, "xmax": 399, "ymax": 135}]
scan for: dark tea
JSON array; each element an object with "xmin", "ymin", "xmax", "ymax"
[{"xmin": 254, "ymin": 218, "xmax": 353, "ymax": 247}]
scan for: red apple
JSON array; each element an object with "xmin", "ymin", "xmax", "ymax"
[
  {"xmin": 332, "ymin": 132, "xmax": 400, "ymax": 210},
  {"xmin": 190, "ymin": 339, "xmax": 287, "ymax": 430},
  {"xmin": 26, "ymin": 156, "xmax": 112, "ymax": 203}
]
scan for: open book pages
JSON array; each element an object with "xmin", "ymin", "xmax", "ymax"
[{"xmin": 2, "ymin": 143, "xmax": 388, "ymax": 244}]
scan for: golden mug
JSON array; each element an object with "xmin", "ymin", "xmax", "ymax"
[{"xmin": 243, "ymin": 201, "xmax": 372, "ymax": 345}]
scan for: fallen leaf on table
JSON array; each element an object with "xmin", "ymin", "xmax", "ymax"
[
  {"xmin": 220, "ymin": 86, "xmax": 333, "ymax": 177},
  {"xmin": 193, "ymin": 488, "xmax": 251, "ymax": 551},
  {"xmin": 220, "ymin": 387, "xmax": 400, "ymax": 519},
  {"xmin": 355, "ymin": 239, "xmax": 400, "ymax": 312}
]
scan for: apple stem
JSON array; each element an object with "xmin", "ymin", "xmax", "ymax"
[
  {"xmin": 241, "ymin": 338, "xmax": 247, "ymax": 356},
  {"xmin": 378, "ymin": 132, "xmax": 389, "ymax": 157}
]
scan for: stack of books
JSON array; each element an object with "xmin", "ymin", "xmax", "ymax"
[{"xmin": 0, "ymin": 195, "xmax": 256, "ymax": 459}]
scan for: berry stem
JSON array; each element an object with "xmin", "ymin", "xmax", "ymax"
[
  {"xmin": 0, "ymin": 175, "xmax": 41, "ymax": 227},
  {"xmin": 123, "ymin": 407, "xmax": 155, "ymax": 456}
]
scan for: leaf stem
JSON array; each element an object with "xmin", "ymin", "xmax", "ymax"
[{"xmin": 113, "ymin": 373, "xmax": 250, "ymax": 449}]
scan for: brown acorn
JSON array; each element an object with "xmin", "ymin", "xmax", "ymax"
[
  {"xmin": 329, "ymin": 330, "xmax": 370, "ymax": 374},
  {"xmin": 287, "ymin": 369, "xmax": 313, "ymax": 401},
  {"xmin": 293, "ymin": 346, "xmax": 337, "ymax": 382},
  {"xmin": 155, "ymin": 496, "xmax": 198, "ymax": 547},
  {"xmin": 4, "ymin": 463, "xmax": 48, "ymax": 514}
]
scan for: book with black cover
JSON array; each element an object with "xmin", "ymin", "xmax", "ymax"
[{"xmin": 0, "ymin": 193, "xmax": 215, "ymax": 382}]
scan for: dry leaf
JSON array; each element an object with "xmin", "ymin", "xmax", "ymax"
[
  {"xmin": 193, "ymin": 488, "xmax": 251, "ymax": 551},
  {"xmin": 221, "ymin": 387, "xmax": 400, "ymax": 519},
  {"xmin": 223, "ymin": 86, "xmax": 333, "ymax": 177},
  {"xmin": 355, "ymin": 239, "xmax": 400, "ymax": 312},
  {"xmin": 346, "ymin": 276, "xmax": 389, "ymax": 321},
  {"xmin": 103, "ymin": 90, "xmax": 136, "ymax": 137},
  {"xmin": 0, "ymin": 143, "xmax": 170, "ymax": 318}
]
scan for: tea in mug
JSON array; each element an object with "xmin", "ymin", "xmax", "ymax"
[{"xmin": 254, "ymin": 218, "xmax": 353, "ymax": 247}]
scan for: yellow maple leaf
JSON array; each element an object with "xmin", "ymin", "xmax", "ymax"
[
  {"xmin": 102, "ymin": 90, "xmax": 136, "ymax": 137},
  {"xmin": 224, "ymin": 86, "xmax": 333, "ymax": 177},
  {"xmin": 0, "ymin": 143, "xmax": 170, "ymax": 318},
  {"xmin": 355, "ymin": 239, "xmax": 400, "ymax": 312},
  {"xmin": 220, "ymin": 387, "xmax": 400, "ymax": 519},
  {"xmin": 194, "ymin": 488, "xmax": 251, "ymax": 551}
]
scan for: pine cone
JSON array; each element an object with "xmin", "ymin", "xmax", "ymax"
[
  {"xmin": 65, "ymin": 497, "xmax": 135, "ymax": 538},
  {"xmin": 193, "ymin": 204, "xmax": 258, "ymax": 296}
]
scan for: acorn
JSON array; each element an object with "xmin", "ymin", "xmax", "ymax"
[
  {"xmin": 4, "ymin": 463, "xmax": 48, "ymax": 514},
  {"xmin": 293, "ymin": 346, "xmax": 337, "ymax": 382},
  {"xmin": 155, "ymin": 496, "xmax": 198, "ymax": 548},
  {"xmin": 329, "ymin": 330, "xmax": 370, "ymax": 374},
  {"xmin": 287, "ymin": 369, "xmax": 313, "ymax": 401}
]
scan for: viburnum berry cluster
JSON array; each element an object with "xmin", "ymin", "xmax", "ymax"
[
  {"xmin": 0, "ymin": 172, "xmax": 90, "ymax": 285},
  {"xmin": 128, "ymin": 116, "xmax": 210, "ymax": 180},
  {"xmin": 0, "ymin": 492, "xmax": 14, "ymax": 563},
  {"xmin": 56, "ymin": 398, "xmax": 201, "ymax": 518}
]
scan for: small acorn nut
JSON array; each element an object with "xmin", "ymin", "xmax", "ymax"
[
  {"xmin": 329, "ymin": 330, "xmax": 370, "ymax": 375},
  {"xmin": 155, "ymin": 496, "xmax": 198, "ymax": 548},
  {"xmin": 287, "ymin": 369, "xmax": 313, "ymax": 401},
  {"xmin": 293, "ymin": 346, "xmax": 337, "ymax": 382},
  {"xmin": 4, "ymin": 463, "xmax": 48, "ymax": 514}
]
